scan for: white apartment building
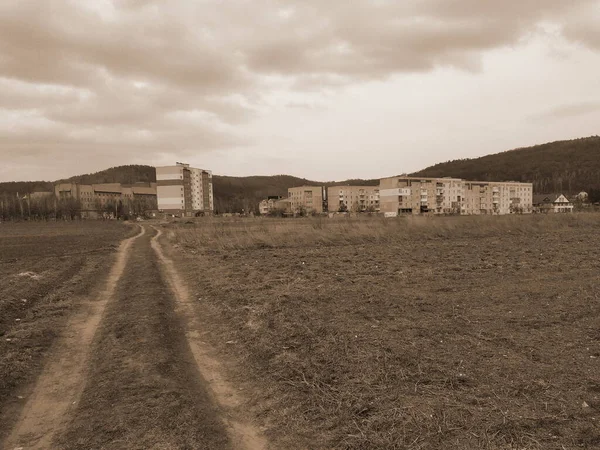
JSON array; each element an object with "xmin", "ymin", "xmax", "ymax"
[{"xmin": 156, "ymin": 163, "xmax": 213, "ymax": 215}]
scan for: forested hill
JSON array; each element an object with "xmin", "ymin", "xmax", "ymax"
[
  {"xmin": 411, "ymin": 136, "xmax": 600, "ymax": 194},
  {"xmin": 57, "ymin": 165, "xmax": 156, "ymax": 185}
]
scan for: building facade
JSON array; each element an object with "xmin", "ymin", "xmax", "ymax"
[
  {"xmin": 379, "ymin": 176, "xmax": 533, "ymax": 216},
  {"xmin": 288, "ymin": 186, "xmax": 326, "ymax": 214},
  {"xmin": 54, "ymin": 182, "xmax": 157, "ymax": 218},
  {"xmin": 380, "ymin": 177, "xmax": 464, "ymax": 216},
  {"xmin": 156, "ymin": 163, "xmax": 213, "ymax": 216},
  {"xmin": 533, "ymin": 194, "xmax": 573, "ymax": 213},
  {"xmin": 327, "ymin": 186, "xmax": 380, "ymax": 212},
  {"xmin": 463, "ymin": 181, "xmax": 533, "ymax": 215},
  {"xmin": 259, "ymin": 196, "xmax": 291, "ymax": 215}
]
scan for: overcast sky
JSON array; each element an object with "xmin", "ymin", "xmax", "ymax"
[{"xmin": 1, "ymin": 0, "xmax": 599, "ymax": 182}]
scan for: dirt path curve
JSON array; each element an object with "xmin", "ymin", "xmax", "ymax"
[
  {"xmin": 150, "ymin": 226, "xmax": 267, "ymax": 450},
  {"xmin": 2, "ymin": 225, "xmax": 145, "ymax": 450}
]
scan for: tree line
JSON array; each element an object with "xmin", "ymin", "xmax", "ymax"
[{"xmin": 0, "ymin": 193, "xmax": 157, "ymax": 221}]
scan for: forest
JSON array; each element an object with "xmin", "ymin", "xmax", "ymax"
[{"xmin": 412, "ymin": 136, "xmax": 600, "ymax": 195}]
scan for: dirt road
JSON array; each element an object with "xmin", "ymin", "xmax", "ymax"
[{"xmin": 2, "ymin": 225, "xmax": 265, "ymax": 450}]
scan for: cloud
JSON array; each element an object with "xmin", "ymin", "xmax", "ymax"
[
  {"xmin": 533, "ymin": 101, "xmax": 600, "ymax": 120},
  {"xmin": 0, "ymin": 0, "xmax": 599, "ymax": 180},
  {"xmin": 562, "ymin": 3, "xmax": 600, "ymax": 49}
]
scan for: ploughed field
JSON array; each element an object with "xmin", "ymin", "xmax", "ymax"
[
  {"xmin": 167, "ymin": 214, "xmax": 600, "ymax": 449},
  {"xmin": 0, "ymin": 221, "xmax": 133, "ymax": 440}
]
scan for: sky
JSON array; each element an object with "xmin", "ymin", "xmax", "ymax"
[{"xmin": 1, "ymin": 0, "xmax": 599, "ymax": 182}]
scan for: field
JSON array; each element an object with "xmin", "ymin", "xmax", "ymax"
[
  {"xmin": 0, "ymin": 221, "xmax": 257, "ymax": 449},
  {"xmin": 165, "ymin": 214, "xmax": 600, "ymax": 449},
  {"xmin": 0, "ymin": 221, "xmax": 134, "ymax": 441},
  {"xmin": 1, "ymin": 215, "xmax": 599, "ymax": 449}
]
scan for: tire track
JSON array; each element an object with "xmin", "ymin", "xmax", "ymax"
[
  {"xmin": 54, "ymin": 225, "xmax": 231, "ymax": 449},
  {"xmin": 2, "ymin": 225, "xmax": 145, "ymax": 450},
  {"xmin": 150, "ymin": 226, "xmax": 267, "ymax": 450}
]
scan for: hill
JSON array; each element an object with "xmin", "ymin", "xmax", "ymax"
[
  {"xmin": 212, "ymin": 175, "xmax": 379, "ymax": 213},
  {"xmin": 0, "ymin": 181, "xmax": 54, "ymax": 196},
  {"xmin": 0, "ymin": 165, "xmax": 157, "ymax": 196},
  {"xmin": 56, "ymin": 165, "xmax": 156, "ymax": 185},
  {"xmin": 411, "ymin": 136, "xmax": 600, "ymax": 194}
]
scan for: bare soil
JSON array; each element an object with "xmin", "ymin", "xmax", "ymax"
[
  {"xmin": 2, "ymin": 225, "xmax": 145, "ymax": 449},
  {"xmin": 0, "ymin": 221, "xmax": 134, "ymax": 443},
  {"xmin": 3, "ymin": 222, "xmax": 259, "ymax": 449},
  {"xmin": 165, "ymin": 215, "xmax": 600, "ymax": 449},
  {"xmin": 151, "ymin": 226, "xmax": 267, "ymax": 450},
  {"xmin": 53, "ymin": 226, "xmax": 241, "ymax": 449}
]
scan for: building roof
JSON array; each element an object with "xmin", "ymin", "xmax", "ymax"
[
  {"xmin": 93, "ymin": 183, "xmax": 122, "ymax": 193},
  {"xmin": 132, "ymin": 187, "xmax": 157, "ymax": 195},
  {"xmin": 533, "ymin": 194, "xmax": 568, "ymax": 205},
  {"xmin": 464, "ymin": 180, "xmax": 532, "ymax": 186},
  {"xmin": 328, "ymin": 185, "xmax": 379, "ymax": 189},
  {"xmin": 55, "ymin": 183, "xmax": 73, "ymax": 192},
  {"xmin": 383, "ymin": 175, "xmax": 463, "ymax": 181}
]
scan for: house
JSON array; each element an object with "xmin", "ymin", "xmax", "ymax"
[
  {"xmin": 532, "ymin": 194, "xmax": 574, "ymax": 213},
  {"xmin": 259, "ymin": 196, "xmax": 290, "ymax": 215}
]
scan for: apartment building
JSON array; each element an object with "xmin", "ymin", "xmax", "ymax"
[
  {"xmin": 155, "ymin": 163, "xmax": 213, "ymax": 216},
  {"xmin": 379, "ymin": 176, "xmax": 532, "ymax": 216},
  {"xmin": 327, "ymin": 186, "xmax": 380, "ymax": 212},
  {"xmin": 288, "ymin": 186, "xmax": 326, "ymax": 214},
  {"xmin": 380, "ymin": 176, "xmax": 464, "ymax": 216},
  {"xmin": 54, "ymin": 182, "xmax": 157, "ymax": 217},
  {"xmin": 463, "ymin": 181, "xmax": 533, "ymax": 215}
]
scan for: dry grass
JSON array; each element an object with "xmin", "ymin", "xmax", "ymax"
[
  {"xmin": 163, "ymin": 213, "xmax": 600, "ymax": 449},
  {"xmin": 171, "ymin": 213, "xmax": 600, "ymax": 251}
]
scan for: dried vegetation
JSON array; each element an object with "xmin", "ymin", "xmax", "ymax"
[{"xmin": 165, "ymin": 214, "xmax": 600, "ymax": 449}]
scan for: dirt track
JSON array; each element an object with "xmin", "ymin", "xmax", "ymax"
[{"xmin": 2, "ymin": 225, "xmax": 265, "ymax": 450}]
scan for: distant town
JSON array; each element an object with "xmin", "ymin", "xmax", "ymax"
[{"xmin": 1, "ymin": 161, "xmax": 587, "ymax": 221}]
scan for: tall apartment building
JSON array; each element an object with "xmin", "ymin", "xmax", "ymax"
[
  {"xmin": 379, "ymin": 176, "xmax": 532, "ymax": 216},
  {"xmin": 327, "ymin": 186, "xmax": 380, "ymax": 212},
  {"xmin": 155, "ymin": 163, "xmax": 213, "ymax": 216},
  {"xmin": 288, "ymin": 186, "xmax": 326, "ymax": 214}
]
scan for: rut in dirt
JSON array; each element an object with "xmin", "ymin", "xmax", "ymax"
[
  {"xmin": 53, "ymin": 226, "xmax": 232, "ymax": 449},
  {"xmin": 2, "ymin": 225, "xmax": 145, "ymax": 450},
  {"xmin": 151, "ymin": 226, "xmax": 267, "ymax": 450}
]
